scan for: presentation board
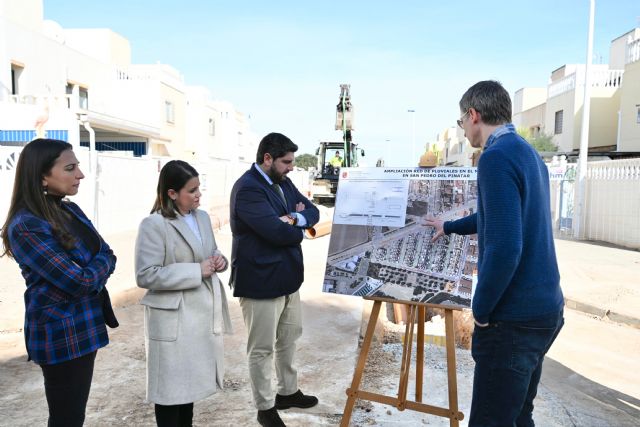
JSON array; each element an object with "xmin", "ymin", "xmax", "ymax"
[{"xmin": 323, "ymin": 167, "xmax": 478, "ymax": 308}]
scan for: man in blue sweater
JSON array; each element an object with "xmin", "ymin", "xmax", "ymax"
[{"xmin": 426, "ymin": 80, "xmax": 564, "ymax": 426}]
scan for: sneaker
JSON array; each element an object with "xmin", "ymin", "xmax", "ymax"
[
  {"xmin": 275, "ymin": 389, "xmax": 319, "ymax": 409},
  {"xmin": 257, "ymin": 407, "xmax": 286, "ymax": 427}
]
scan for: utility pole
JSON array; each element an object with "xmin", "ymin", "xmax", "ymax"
[{"xmin": 574, "ymin": 0, "xmax": 595, "ymax": 239}]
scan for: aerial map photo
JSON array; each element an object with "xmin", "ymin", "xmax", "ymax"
[{"xmin": 323, "ymin": 167, "xmax": 478, "ymax": 308}]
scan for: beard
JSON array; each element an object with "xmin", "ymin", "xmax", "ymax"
[{"xmin": 268, "ymin": 163, "xmax": 286, "ymax": 183}]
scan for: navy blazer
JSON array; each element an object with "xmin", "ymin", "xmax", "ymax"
[{"xmin": 229, "ymin": 165, "xmax": 320, "ymax": 298}]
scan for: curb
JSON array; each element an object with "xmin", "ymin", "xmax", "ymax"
[{"xmin": 564, "ymin": 298, "xmax": 640, "ymax": 329}]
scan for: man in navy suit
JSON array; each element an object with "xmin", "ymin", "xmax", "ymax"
[{"xmin": 230, "ymin": 132, "xmax": 320, "ymax": 427}]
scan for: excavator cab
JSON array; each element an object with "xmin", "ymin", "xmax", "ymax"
[
  {"xmin": 312, "ymin": 141, "xmax": 364, "ymax": 205},
  {"xmin": 311, "ymin": 84, "xmax": 366, "ymax": 206}
]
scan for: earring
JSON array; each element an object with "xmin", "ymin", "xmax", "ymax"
[{"xmin": 43, "ymin": 186, "xmax": 48, "ymax": 195}]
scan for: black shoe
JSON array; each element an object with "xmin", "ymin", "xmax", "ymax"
[
  {"xmin": 257, "ymin": 407, "xmax": 286, "ymax": 427},
  {"xmin": 275, "ymin": 389, "xmax": 319, "ymax": 409}
]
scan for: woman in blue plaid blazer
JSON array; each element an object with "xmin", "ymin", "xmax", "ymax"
[{"xmin": 1, "ymin": 138, "xmax": 118, "ymax": 427}]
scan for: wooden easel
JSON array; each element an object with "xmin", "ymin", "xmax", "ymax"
[{"xmin": 340, "ymin": 297, "xmax": 464, "ymax": 426}]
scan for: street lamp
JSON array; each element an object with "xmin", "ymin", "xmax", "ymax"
[{"xmin": 407, "ymin": 109, "xmax": 416, "ymax": 165}]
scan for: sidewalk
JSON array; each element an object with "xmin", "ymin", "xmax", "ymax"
[{"xmin": 554, "ymin": 238, "xmax": 640, "ymax": 328}]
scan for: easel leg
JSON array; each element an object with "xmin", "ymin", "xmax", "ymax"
[
  {"xmin": 397, "ymin": 305, "xmax": 417, "ymax": 410},
  {"xmin": 341, "ymin": 300, "xmax": 382, "ymax": 427},
  {"xmin": 393, "ymin": 303, "xmax": 404, "ymax": 324},
  {"xmin": 415, "ymin": 306, "xmax": 425, "ymax": 402},
  {"xmin": 444, "ymin": 309, "xmax": 460, "ymax": 427}
]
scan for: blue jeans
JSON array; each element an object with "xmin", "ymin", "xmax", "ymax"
[{"xmin": 469, "ymin": 310, "xmax": 564, "ymax": 427}]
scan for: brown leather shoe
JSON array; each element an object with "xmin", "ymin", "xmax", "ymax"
[
  {"xmin": 257, "ymin": 407, "xmax": 286, "ymax": 427},
  {"xmin": 275, "ymin": 389, "xmax": 319, "ymax": 409}
]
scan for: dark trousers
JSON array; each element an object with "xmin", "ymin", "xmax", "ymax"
[
  {"xmin": 155, "ymin": 403, "xmax": 194, "ymax": 427},
  {"xmin": 469, "ymin": 310, "xmax": 564, "ymax": 427},
  {"xmin": 39, "ymin": 351, "xmax": 97, "ymax": 427}
]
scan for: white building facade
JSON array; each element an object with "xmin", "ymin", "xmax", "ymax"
[
  {"xmin": 513, "ymin": 28, "xmax": 640, "ymax": 154},
  {"xmin": 0, "ymin": 0, "xmax": 258, "ymax": 233}
]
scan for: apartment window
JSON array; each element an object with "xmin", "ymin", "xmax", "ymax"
[
  {"xmin": 79, "ymin": 87, "xmax": 89, "ymax": 110},
  {"xmin": 66, "ymin": 83, "xmax": 89, "ymax": 110},
  {"xmin": 65, "ymin": 83, "xmax": 73, "ymax": 108},
  {"xmin": 554, "ymin": 110, "xmax": 564, "ymax": 134},
  {"xmin": 165, "ymin": 101, "xmax": 175, "ymax": 124},
  {"xmin": 208, "ymin": 118, "xmax": 215, "ymax": 136},
  {"xmin": 10, "ymin": 63, "xmax": 23, "ymax": 95}
]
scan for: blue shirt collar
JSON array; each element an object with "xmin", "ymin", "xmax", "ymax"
[
  {"xmin": 484, "ymin": 123, "xmax": 516, "ymax": 150},
  {"xmin": 253, "ymin": 163, "xmax": 274, "ymax": 185}
]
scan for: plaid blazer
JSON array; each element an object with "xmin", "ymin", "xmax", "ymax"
[{"xmin": 8, "ymin": 201, "xmax": 117, "ymax": 365}]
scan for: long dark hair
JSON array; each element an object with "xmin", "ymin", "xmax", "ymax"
[
  {"xmin": 152, "ymin": 160, "xmax": 199, "ymax": 218},
  {"xmin": 1, "ymin": 139, "xmax": 76, "ymax": 258}
]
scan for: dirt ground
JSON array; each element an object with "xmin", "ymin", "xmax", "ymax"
[
  {"xmin": 1, "ymin": 229, "xmax": 639, "ymax": 426},
  {"xmin": 0, "ymin": 290, "xmax": 366, "ymax": 426}
]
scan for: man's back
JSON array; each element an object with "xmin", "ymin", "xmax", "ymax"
[{"xmin": 474, "ymin": 129, "xmax": 564, "ymax": 322}]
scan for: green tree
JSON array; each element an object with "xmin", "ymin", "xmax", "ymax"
[
  {"xmin": 517, "ymin": 127, "xmax": 558, "ymax": 153},
  {"xmin": 295, "ymin": 153, "xmax": 317, "ymax": 170}
]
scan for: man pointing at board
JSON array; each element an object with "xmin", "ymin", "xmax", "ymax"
[{"xmin": 426, "ymin": 80, "xmax": 564, "ymax": 426}]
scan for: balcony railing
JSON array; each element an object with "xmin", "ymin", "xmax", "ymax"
[
  {"xmin": 548, "ymin": 74, "xmax": 575, "ymax": 98},
  {"xmin": 627, "ymin": 39, "xmax": 640, "ymax": 64},
  {"xmin": 548, "ymin": 69, "xmax": 624, "ymax": 98},
  {"xmin": 591, "ymin": 69, "xmax": 624, "ymax": 88},
  {"xmin": 8, "ymin": 94, "xmax": 73, "ymax": 108}
]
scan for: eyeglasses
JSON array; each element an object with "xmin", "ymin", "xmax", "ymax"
[{"xmin": 457, "ymin": 110, "xmax": 470, "ymax": 128}]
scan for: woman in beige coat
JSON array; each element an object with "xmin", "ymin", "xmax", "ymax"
[{"xmin": 135, "ymin": 160, "xmax": 232, "ymax": 427}]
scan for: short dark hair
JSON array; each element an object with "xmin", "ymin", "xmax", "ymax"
[
  {"xmin": 1, "ymin": 139, "xmax": 75, "ymax": 258},
  {"xmin": 152, "ymin": 160, "xmax": 199, "ymax": 218},
  {"xmin": 459, "ymin": 80, "xmax": 512, "ymax": 126},
  {"xmin": 255, "ymin": 133, "xmax": 298, "ymax": 164}
]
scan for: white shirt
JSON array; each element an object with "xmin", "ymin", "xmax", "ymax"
[{"xmin": 182, "ymin": 211, "xmax": 203, "ymax": 245}]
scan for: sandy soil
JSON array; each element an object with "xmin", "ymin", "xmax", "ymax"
[{"xmin": 1, "ymin": 231, "xmax": 639, "ymax": 426}]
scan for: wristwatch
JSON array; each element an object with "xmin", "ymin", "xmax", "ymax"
[{"xmin": 287, "ymin": 213, "xmax": 298, "ymax": 226}]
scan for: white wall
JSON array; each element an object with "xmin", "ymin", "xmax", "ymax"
[
  {"xmin": 0, "ymin": 0, "xmax": 43, "ymax": 33},
  {"xmin": 513, "ymin": 87, "xmax": 547, "ymax": 114},
  {"xmin": 0, "ymin": 145, "xmax": 310, "ymax": 236},
  {"xmin": 578, "ymin": 159, "xmax": 640, "ymax": 249},
  {"xmin": 63, "ymin": 29, "xmax": 131, "ymax": 67},
  {"xmin": 0, "ymin": 150, "xmax": 212, "ymax": 234},
  {"xmin": 618, "ymin": 59, "xmax": 640, "ymax": 151},
  {"xmin": 610, "ymin": 29, "xmax": 640, "ymax": 70}
]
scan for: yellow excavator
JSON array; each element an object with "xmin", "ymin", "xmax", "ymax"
[{"xmin": 311, "ymin": 84, "xmax": 365, "ymax": 206}]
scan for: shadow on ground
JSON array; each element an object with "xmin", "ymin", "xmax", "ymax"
[{"xmin": 541, "ymin": 357, "xmax": 640, "ymax": 426}]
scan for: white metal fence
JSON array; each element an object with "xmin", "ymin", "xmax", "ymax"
[
  {"xmin": 576, "ymin": 159, "xmax": 640, "ymax": 249},
  {"xmin": 0, "ymin": 146, "xmax": 311, "ymax": 237}
]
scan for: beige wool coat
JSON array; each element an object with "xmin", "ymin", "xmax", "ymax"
[{"xmin": 134, "ymin": 210, "xmax": 232, "ymax": 405}]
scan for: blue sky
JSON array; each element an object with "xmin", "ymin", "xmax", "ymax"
[{"xmin": 44, "ymin": 0, "xmax": 639, "ymax": 166}]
